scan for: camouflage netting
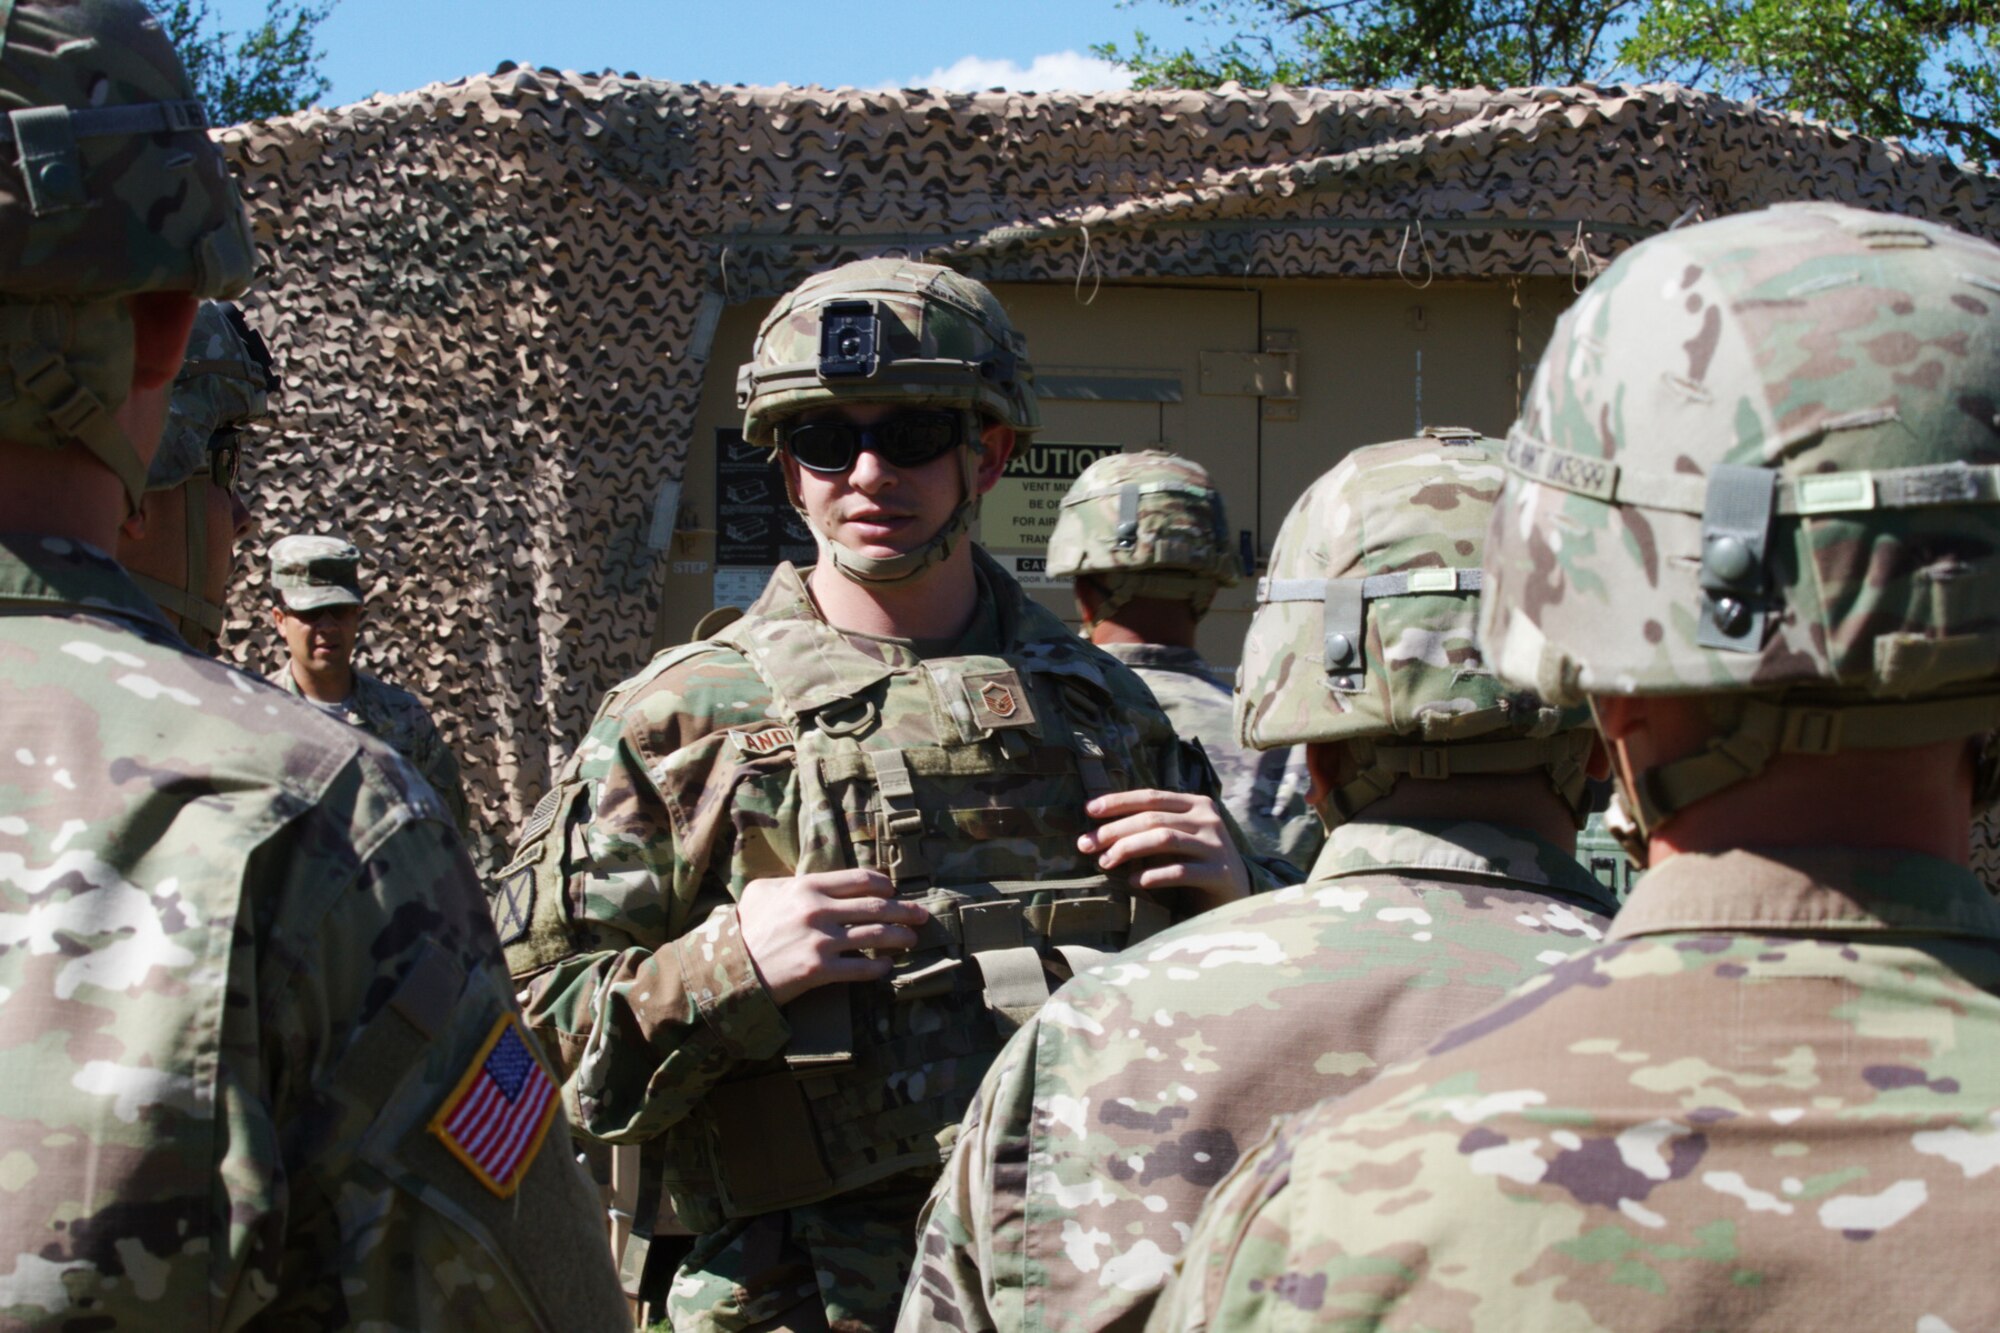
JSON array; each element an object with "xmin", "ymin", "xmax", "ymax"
[{"xmin": 212, "ymin": 74, "xmax": 2000, "ymax": 871}]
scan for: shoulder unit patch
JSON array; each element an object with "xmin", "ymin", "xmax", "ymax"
[{"xmin": 429, "ymin": 1013, "xmax": 560, "ymax": 1198}]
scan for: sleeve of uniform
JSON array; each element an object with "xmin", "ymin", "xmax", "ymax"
[
  {"xmin": 1143, "ymin": 1114, "xmax": 1312, "ymax": 1333},
  {"xmin": 901, "ymin": 1013, "xmax": 1047, "ymax": 1333},
  {"xmin": 512, "ymin": 655, "xmax": 796, "ymax": 1143},
  {"xmin": 411, "ymin": 707, "xmax": 471, "ymax": 834},
  {"xmin": 259, "ymin": 748, "xmax": 628, "ymax": 1331}
]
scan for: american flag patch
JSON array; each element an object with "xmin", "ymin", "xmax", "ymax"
[{"xmin": 428, "ymin": 1013, "xmax": 560, "ymax": 1198}]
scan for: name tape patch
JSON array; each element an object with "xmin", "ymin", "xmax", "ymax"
[{"xmin": 732, "ymin": 724, "xmax": 799, "ymax": 757}]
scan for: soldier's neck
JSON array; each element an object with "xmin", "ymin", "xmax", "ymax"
[
  {"xmin": 1641, "ymin": 739, "xmax": 1975, "ymax": 868},
  {"xmin": 1597, "ymin": 694, "xmax": 1975, "ymax": 868},
  {"xmin": 1088, "ymin": 617, "xmax": 1197, "ymax": 650},
  {"xmin": 807, "ymin": 542, "xmax": 982, "ymax": 642},
  {"xmin": 1078, "ymin": 589, "xmax": 1200, "ymax": 649},
  {"xmin": 0, "ymin": 439, "xmax": 126, "ymax": 553},
  {"xmin": 1340, "ymin": 772, "xmax": 1581, "ymax": 856},
  {"xmin": 290, "ymin": 656, "xmax": 356, "ymax": 705}
]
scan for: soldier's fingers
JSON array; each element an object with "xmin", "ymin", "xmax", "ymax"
[
  {"xmin": 1083, "ymin": 809, "xmax": 1219, "ymax": 855},
  {"xmin": 1130, "ymin": 859, "xmax": 1204, "ymax": 890},
  {"xmin": 841, "ymin": 922, "xmax": 919, "ymax": 953},
  {"xmin": 825, "ymin": 896, "xmax": 929, "ymax": 925},
  {"xmin": 1085, "ymin": 788, "xmax": 1203, "ymax": 821},
  {"xmin": 798, "ymin": 867, "xmax": 897, "ymax": 897},
  {"xmin": 1092, "ymin": 824, "xmax": 1205, "ymax": 870}
]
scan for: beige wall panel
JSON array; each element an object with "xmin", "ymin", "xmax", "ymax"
[
  {"xmin": 992, "ymin": 284, "xmax": 1261, "ymax": 669},
  {"xmin": 1256, "ymin": 279, "xmax": 1523, "ymax": 546}
]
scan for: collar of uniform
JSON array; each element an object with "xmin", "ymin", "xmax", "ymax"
[
  {"xmin": 1311, "ymin": 816, "xmax": 1616, "ymax": 912},
  {"xmin": 1099, "ymin": 642, "xmax": 1216, "ymax": 680},
  {"xmin": 1608, "ymin": 846, "xmax": 2000, "ymax": 942},
  {"xmin": 0, "ymin": 533, "xmax": 175, "ymax": 634},
  {"xmin": 270, "ymin": 660, "xmax": 373, "ymax": 711},
  {"xmin": 736, "ymin": 561, "xmax": 965, "ymax": 718}
]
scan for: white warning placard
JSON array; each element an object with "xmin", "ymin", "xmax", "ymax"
[{"xmin": 982, "ymin": 440, "xmax": 1122, "ymax": 554}]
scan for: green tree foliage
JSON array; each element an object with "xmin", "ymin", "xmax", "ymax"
[
  {"xmin": 1097, "ymin": 0, "xmax": 1999, "ymax": 168},
  {"xmin": 1626, "ymin": 1, "xmax": 1998, "ymax": 167},
  {"xmin": 160, "ymin": 0, "xmax": 336, "ymax": 125}
]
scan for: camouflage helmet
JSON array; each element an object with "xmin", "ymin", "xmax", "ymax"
[
  {"xmin": 127, "ymin": 301, "xmax": 274, "ymax": 651},
  {"xmin": 0, "ymin": 0, "xmax": 258, "ymax": 506},
  {"xmin": 1481, "ymin": 202, "xmax": 2000, "ymax": 842},
  {"xmin": 736, "ymin": 258, "xmax": 1038, "ymax": 586},
  {"xmin": 147, "ymin": 301, "xmax": 273, "ymax": 491},
  {"xmin": 1046, "ymin": 449, "xmax": 1241, "ymax": 624},
  {"xmin": 736, "ymin": 258, "xmax": 1038, "ymax": 446},
  {"xmin": 1240, "ymin": 429, "xmax": 1592, "ymax": 828}
]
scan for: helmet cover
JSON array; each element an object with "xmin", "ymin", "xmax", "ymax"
[{"xmin": 1047, "ymin": 448, "xmax": 1240, "ymax": 618}]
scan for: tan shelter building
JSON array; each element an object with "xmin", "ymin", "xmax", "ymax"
[{"xmin": 215, "ymin": 75, "xmax": 2000, "ymax": 869}]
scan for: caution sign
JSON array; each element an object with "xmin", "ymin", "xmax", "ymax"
[{"xmin": 982, "ymin": 441, "xmax": 1122, "ymax": 554}]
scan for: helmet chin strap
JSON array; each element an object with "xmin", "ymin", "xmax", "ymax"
[{"xmin": 788, "ymin": 413, "xmax": 986, "ymax": 589}]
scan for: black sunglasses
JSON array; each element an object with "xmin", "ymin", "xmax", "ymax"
[
  {"xmin": 286, "ymin": 602, "xmax": 358, "ymax": 624},
  {"xmin": 780, "ymin": 409, "xmax": 965, "ymax": 475},
  {"xmin": 207, "ymin": 431, "xmax": 241, "ymax": 491}
]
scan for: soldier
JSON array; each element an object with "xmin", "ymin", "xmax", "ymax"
[
  {"xmin": 1151, "ymin": 202, "xmax": 2000, "ymax": 1332},
  {"xmin": 266, "ymin": 534, "xmax": 471, "ymax": 831},
  {"xmin": 495, "ymin": 258, "xmax": 1270, "ymax": 1331},
  {"xmin": 1047, "ymin": 448, "xmax": 1324, "ymax": 874},
  {"xmin": 903, "ymin": 432, "xmax": 1618, "ymax": 1332},
  {"xmin": 0, "ymin": 2, "xmax": 627, "ymax": 1327},
  {"xmin": 118, "ymin": 299, "xmax": 270, "ymax": 653}
]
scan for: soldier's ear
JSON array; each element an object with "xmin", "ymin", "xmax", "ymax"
[
  {"xmin": 974, "ymin": 423, "xmax": 1015, "ymax": 492},
  {"xmin": 1304, "ymin": 741, "xmax": 1349, "ymax": 809},
  {"xmin": 126, "ymin": 292, "xmax": 200, "ymax": 390}
]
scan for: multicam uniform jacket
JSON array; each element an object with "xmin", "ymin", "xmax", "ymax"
[
  {"xmin": 0, "ymin": 536, "xmax": 623, "ymax": 1331},
  {"xmin": 1099, "ymin": 642, "xmax": 1323, "ymax": 878},
  {"xmin": 902, "ymin": 818, "xmax": 1616, "ymax": 1333},
  {"xmin": 1150, "ymin": 847, "xmax": 2000, "ymax": 1333},
  {"xmin": 498, "ymin": 551, "xmax": 1264, "ymax": 1331},
  {"xmin": 268, "ymin": 662, "xmax": 470, "ymax": 832}
]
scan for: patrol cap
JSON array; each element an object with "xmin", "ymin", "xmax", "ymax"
[{"xmin": 270, "ymin": 535, "xmax": 363, "ymax": 611}]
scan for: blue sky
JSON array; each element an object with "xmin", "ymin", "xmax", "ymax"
[{"xmin": 204, "ymin": 0, "xmax": 1217, "ymax": 107}]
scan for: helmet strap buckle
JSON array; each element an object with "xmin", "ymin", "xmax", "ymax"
[
  {"xmin": 1696, "ymin": 464, "xmax": 1778, "ymax": 653},
  {"xmin": 11, "ymin": 106, "xmax": 85, "ymax": 215}
]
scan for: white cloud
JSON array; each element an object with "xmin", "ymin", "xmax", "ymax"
[{"xmin": 913, "ymin": 50, "xmax": 1134, "ymax": 94}]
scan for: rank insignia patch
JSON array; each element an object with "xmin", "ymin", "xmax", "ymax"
[
  {"xmin": 960, "ymin": 668, "xmax": 1036, "ymax": 734},
  {"xmin": 429, "ymin": 1014, "xmax": 559, "ymax": 1198}
]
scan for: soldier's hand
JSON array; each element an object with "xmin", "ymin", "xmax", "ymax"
[
  {"xmin": 738, "ymin": 868, "xmax": 928, "ymax": 1007},
  {"xmin": 1078, "ymin": 790, "xmax": 1251, "ymax": 913}
]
